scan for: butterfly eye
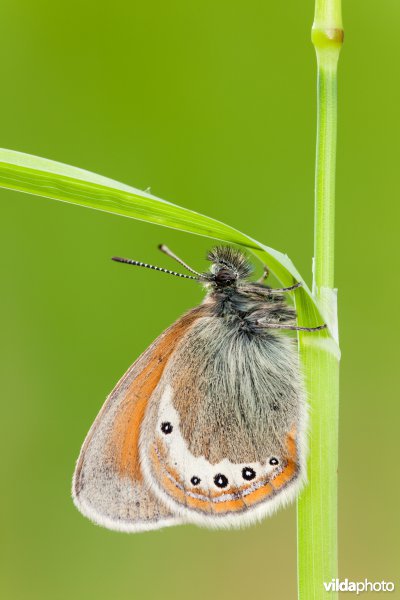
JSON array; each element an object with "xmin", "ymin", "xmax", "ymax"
[
  {"xmin": 214, "ymin": 473, "xmax": 229, "ymax": 488},
  {"xmin": 269, "ymin": 457, "xmax": 279, "ymax": 466},
  {"xmin": 190, "ymin": 476, "xmax": 201, "ymax": 486},
  {"xmin": 242, "ymin": 467, "xmax": 256, "ymax": 481},
  {"xmin": 161, "ymin": 422, "xmax": 173, "ymax": 434}
]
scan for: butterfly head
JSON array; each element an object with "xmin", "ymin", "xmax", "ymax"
[{"xmin": 203, "ymin": 246, "xmax": 253, "ymax": 288}]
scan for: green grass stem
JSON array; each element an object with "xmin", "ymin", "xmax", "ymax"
[{"xmin": 297, "ymin": 1, "xmax": 343, "ymax": 598}]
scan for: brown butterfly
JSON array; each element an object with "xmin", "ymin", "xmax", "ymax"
[{"xmin": 72, "ymin": 245, "xmax": 325, "ymax": 531}]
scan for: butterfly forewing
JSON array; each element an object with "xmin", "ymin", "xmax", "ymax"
[{"xmin": 72, "ymin": 306, "xmax": 206, "ymax": 532}]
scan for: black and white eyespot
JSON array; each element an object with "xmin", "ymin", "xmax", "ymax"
[
  {"xmin": 242, "ymin": 467, "xmax": 256, "ymax": 481},
  {"xmin": 190, "ymin": 476, "xmax": 201, "ymax": 486},
  {"xmin": 214, "ymin": 473, "xmax": 229, "ymax": 488},
  {"xmin": 160, "ymin": 421, "xmax": 173, "ymax": 434},
  {"xmin": 269, "ymin": 457, "xmax": 279, "ymax": 466}
]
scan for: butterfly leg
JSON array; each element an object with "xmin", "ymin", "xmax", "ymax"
[
  {"xmin": 261, "ymin": 322, "xmax": 327, "ymax": 332},
  {"xmin": 267, "ymin": 282, "xmax": 303, "ymax": 293},
  {"xmin": 256, "ymin": 265, "xmax": 270, "ymax": 284},
  {"xmin": 255, "ymin": 280, "xmax": 303, "ymax": 293}
]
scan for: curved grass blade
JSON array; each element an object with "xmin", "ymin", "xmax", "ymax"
[{"xmin": 0, "ymin": 148, "xmax": 331, "ymax": 336}]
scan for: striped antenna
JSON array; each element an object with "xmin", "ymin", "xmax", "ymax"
[{"xmin": 112, "ymin": 256, "xmax": 198, "ymax": 280}]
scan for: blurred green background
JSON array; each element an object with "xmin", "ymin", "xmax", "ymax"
[{"xmin": 1, "ymin": 1, "xmax": 399, "ymax": 598}]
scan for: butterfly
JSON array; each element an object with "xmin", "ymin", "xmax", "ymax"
[{"xmin": 72, "ymin": 244, "xmax": 326, "ymax": 532}]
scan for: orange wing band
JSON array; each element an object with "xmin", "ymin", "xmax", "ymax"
[{"xmin": 108, "ymin": 308, "xmax": 206, "ymax": 481}]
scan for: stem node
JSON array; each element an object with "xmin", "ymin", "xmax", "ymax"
[{"xmin": 312, "ymin": 27, "xmax": 344, "ymax": 50}]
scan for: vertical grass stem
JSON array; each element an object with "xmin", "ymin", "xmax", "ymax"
[{"xmin": 297, "ymin": 1, "xmax": 343, "ymax": 598}]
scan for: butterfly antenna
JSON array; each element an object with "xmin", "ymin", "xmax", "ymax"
[
  {"xmin": 158, "ymin": 244, "xmax": 202, "ymax": 277},
  {"xmin": 112, "ymin": 256, "xmax": 198, "ymax": 280}
]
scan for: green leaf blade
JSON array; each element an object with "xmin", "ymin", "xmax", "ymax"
[{"xmin": 0, "ymin": 148, "xmax": 331, "ymax": 336}]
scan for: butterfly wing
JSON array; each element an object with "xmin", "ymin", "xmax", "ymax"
[
  {"xmin": 140, "ymin": 315, "xmax": 307, "ymax": 528},
  {"xmin": 72, "ymin": 306, "xmax": 206, "ymax": 532}
]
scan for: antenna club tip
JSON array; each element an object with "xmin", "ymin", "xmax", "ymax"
[{"xmin": 158, "ymin": 244, "xmax": 167, "ymax": 251}]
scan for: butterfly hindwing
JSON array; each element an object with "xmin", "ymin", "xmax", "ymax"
[
  {"xmin": 72, "ymin": 307, "xmax": 206, "ymax": 532},
  {"xmin": 140, "ymin": 315, "xmax": 307, "ymax": 528}
]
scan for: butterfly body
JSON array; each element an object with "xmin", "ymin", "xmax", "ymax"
[{"xmin": 73, "ymin": 247, "xmax": 312, "ymax": 532}]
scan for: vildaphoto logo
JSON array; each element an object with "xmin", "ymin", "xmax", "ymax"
[{"xmin": 323, "ymin": 579, "xmax": 395, "ymax": 594}]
